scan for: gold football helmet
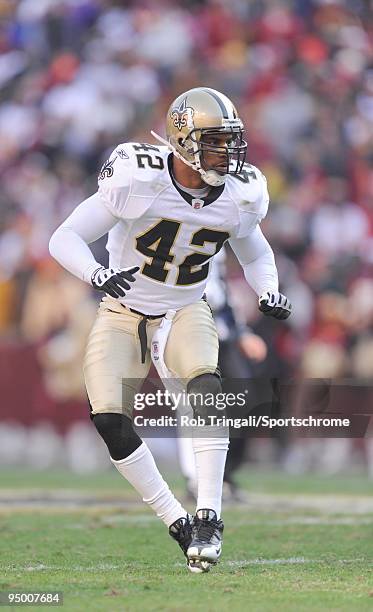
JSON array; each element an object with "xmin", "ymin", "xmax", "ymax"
[{"xmin": 151, "ymin": 87, "xmax": 247, "ymax": 186}]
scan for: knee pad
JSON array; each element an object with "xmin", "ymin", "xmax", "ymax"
[
  {"xmin": 92, "ymin": 413, "xmax": 142, "ymax": 461},
  {"xmin": 187, "ymin": 373, "xmax": 224, "ymax": 420}
]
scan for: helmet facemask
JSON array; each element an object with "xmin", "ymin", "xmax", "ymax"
[{"xmin": 186, "ymin": 125, "xmax": 247, "ymax": 186}]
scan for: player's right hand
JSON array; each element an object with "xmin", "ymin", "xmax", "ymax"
[{"xmin": 91, "ymin": 266, "xmax": 139, "ymax": 299}]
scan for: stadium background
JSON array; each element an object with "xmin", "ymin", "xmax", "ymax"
[{"xmin": 0, "ymin": 0, "xmax": 372, "ymax": 479}]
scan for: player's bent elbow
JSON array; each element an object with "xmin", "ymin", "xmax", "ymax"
[
  {"xmin": 48, "ymin": 225, "xmax": 71, "ymax": 263},
  {"xmin": 48, "ymin": 227, "xmax": 63, "ymax": 260},
  {"xmin": 48, "ymin": 229, "xmax": 58, "ymax": 259}
]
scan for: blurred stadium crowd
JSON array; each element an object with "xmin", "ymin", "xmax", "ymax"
[{"xmin": 0, "ymin": 0, "xmax": 372, "ymax": 473}]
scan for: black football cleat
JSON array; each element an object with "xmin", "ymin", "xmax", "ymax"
[
  {"xmin": 169, "ymin": 514, "xmax": 193, "ymax": 560},
  {"xmin": 187, "ymin": 509, "xmax": 224, "ymax": 573}
]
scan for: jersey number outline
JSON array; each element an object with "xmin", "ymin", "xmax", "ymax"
[
  {"xmin": 233, "ymin": 163, "xmax": 257, "ymax": 183},
  {"xmin": 135, "ymin": 220, "xmax": 229, "ymax": 285},
  {"xmin": 133, "ymin": 143, "xmax": 165, "ymax": 171}
]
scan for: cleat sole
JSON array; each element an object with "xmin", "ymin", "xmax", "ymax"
[{"xmin": 187, "ymin": 559, "xmax": 212, "ymax": 573}]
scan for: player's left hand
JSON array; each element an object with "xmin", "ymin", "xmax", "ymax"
[{"xmin": 258, "ymin": 291, "xmax": 292, "ymax": 320}]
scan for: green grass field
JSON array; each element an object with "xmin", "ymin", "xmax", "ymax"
[{"xmin": 0, "ymin": 468, "xmax": 372, "ymax": 611}]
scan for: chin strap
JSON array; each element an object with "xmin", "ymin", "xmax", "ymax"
[
  {"xmin": 151, "ymin": 130, "xmax": 173, "ymax": 150},
  {"xmin": 200, "ymin": 169, "xmax": 226, "ymax": 187},
  {"xmin": 150, "ymin": 130, "xmax": 226, "ymax": 187}
]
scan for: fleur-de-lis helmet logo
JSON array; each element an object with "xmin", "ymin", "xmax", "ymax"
[{"xmin": 171, "ymin": 97, "xmax": 194, "ymax": 131}]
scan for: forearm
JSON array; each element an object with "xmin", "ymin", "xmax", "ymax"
[
  {"xmin": 241, "ymin": 249, "xmax": 278, "ymax": 296},
  {"xmin": 229, "ymin": 226, "xmax": 279, "ymax": 296},
  {"xmin": 49, "ymin": 192, "xmax": 118, "ymax": 283},
  {"xmin": 49, "ymin": 226, "xmax": 101, "ymax": 283}
]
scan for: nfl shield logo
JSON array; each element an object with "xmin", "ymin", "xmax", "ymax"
[
  {"xmin": 152, "ymin": 341, "xmax": 159, "ymax": 360},
  {"xmin": 192, "ymin": 198, "xmax": 204, "ymax": 210}
]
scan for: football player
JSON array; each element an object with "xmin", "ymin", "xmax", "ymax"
[{"xmin": 49, "ymin": 87, "xmax": 291, "ymax": 573}]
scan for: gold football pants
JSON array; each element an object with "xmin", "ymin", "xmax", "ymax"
[{"xmin": 83, "ymin": 296, "xmax": 219, "ymax": 417}]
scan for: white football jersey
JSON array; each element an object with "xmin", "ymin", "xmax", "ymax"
[{"xmin": 97, "ymin": 142, "xmax": 269, "ymax": 315}]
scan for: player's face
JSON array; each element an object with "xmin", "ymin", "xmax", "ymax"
[{"xmin": 199, "ymin": 132, "xmax": 239, "ymax": 175}]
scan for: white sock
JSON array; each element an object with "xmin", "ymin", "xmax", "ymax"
[
  {"xmin": 192, "ymin": 428, "xmax": 229, "ymax": 519},
  {"xmin": 111, "ymin": 442, "xmax": 186, "ymax": 527},
  {"xmin": 177, "ymin": 433, "xmax": 197, "ymax": 484}
]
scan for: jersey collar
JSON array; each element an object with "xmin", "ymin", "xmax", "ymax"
[{"xmin": 167, "ymin": 153, "xmax": 225, "ymax": 207}]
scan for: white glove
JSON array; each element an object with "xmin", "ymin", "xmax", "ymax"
[
  {"xmin": 91, "ymin": 266, "xmax": 139, "ymax": 299},
  {"xmin": 259, "ymin": 291, "xmax": 292, "ymax": 320}
]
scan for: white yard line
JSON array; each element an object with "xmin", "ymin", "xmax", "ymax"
[
  {"xmin": 226, "ymin": 558, "xmax": 310, "ymax": 566},
  {"xmin": 173, "ymin": 557, "xmax": 370, "ymax": 569},
  {"xmin": 2, "ymin": 557, "xmax": 369, "ymax": 573},
  {"xmin": 2, "ymin": 564, "xmax": 122, "ymax": 572}
]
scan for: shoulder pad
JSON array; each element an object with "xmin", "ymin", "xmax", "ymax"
[
  {"xmin": 227, "ymin": 163, "xmax": 269, "ymax": 220},
  {"xmin": 130, "ymin": 143, "xmax": 169, "ymax": 185},
  {"xmin": 98, "ymin": 143, "xmax": 135, "ymax": 189},
  {"xmin": 98, "ymin": 142, "xmax": 169, "ymax": 187},
  {"xmin": 97, "ymin": 142, "xmax": 169, "ymax": 219}
]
